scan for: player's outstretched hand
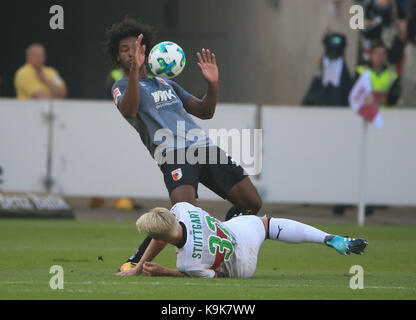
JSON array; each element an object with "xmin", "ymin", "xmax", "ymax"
[
  {"xmin": 133, "ymin": 34, "xmax": 146, "ymax": 71},
  {"xmin": 114, "ymin": 263, "xmax": 143, "ymax": 276},
  {"xmin": 196, "ymin": 48, "xmax": 218, "ymax": 84},
  {"xmin": 142, "ymin": 261, "xmax": 166, "ymax": 276}
]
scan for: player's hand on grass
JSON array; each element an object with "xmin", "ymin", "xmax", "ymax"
[
  {"xmin": 114, "ymin": 262, "xmax": 143, "ymax": 276},
  {"xmin": 142, "ymin": 261, "xmax": 166, "ymax": 276},
  {"xmin": 197, "ymin": 48, "xmax": 218, "ymax": 84},
  {"xmin": 132, "ymin": 34, "xmax": 146, "ymax": 72}
]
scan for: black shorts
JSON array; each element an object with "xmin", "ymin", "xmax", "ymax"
[{"xmin": 159, "ymin": 146, "xmax": 247, "ymax": 199}]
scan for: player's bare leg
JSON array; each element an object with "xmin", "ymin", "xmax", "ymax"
[
  {"xmin": 169, "ymin": 184, "xmax": 198, "ymax": 206},
  {"xmin": 225, "ymin": 176, "xmax": 262, "ymax": 220}
]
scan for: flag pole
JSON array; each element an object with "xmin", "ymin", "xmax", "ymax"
[{"xmin": 357, "ymin": 120, "xmax": 369, "ymax": 227}]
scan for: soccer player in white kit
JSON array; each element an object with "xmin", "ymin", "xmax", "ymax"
[{"xmin": 115, "ymin": 202, "xmax": 368, "ymax": 278}]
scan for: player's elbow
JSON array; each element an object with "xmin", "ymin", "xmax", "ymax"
[
  {"xmin": 205, "ymin": 112, "xmax": 215, "ymax": 120},
  {"xmin": 199, "ymin": 110, "xmax": 215, "ymax": 120},
  {"xmin": 200, "ymin": 114, "xmax": 213, "ymax": 120}
]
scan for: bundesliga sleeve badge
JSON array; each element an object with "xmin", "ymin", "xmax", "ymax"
[
  {"xmin": 113, "ymin": 87, "xmax": 121, "ymax": 103},
  {"xmin": 171, "ymin": 168, "xmax": 183, "ymax": 181}
]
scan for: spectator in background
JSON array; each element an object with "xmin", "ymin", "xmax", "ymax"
[
  {"xmin": 355, "ymin": 42, "xmax": 401, "ymax": 109},
  {"xmin": 396, "ymin": 0, "xmax": 410, "ymax": 43},
  {"xmin": 14, "ymin": 43, "xmax": 67, "ymax": 100},
  {"xmin": 302, "ymin": 32, "xmax": 353, "ymax": 216},
  {"xmin": 399, "ymin": 0, "xmax": 416, "ymax": 107},
  {"xmin": 302, "ymin": 32, "xmax": 352, "ymax": 107},
  {"xmin": 355, "ymin": 0, "xmax": 407, "ymax": 69}
]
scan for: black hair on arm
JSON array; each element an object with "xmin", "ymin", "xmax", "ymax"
[{"xmin": 105, "ymin": 16, "xmax": 157, "ymax": 64}]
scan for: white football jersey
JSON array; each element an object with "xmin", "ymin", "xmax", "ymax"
[{"xmin": 171, "ymin": 202, "xmax": 237, "ymax": 278}]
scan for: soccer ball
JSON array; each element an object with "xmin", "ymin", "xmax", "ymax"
[{"xmin": 148, "ymin": 41, "xmax": 186, "ymax": 79}]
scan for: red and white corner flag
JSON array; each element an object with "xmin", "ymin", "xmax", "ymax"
[{"xmin": 349, "ymin": 70, "xmax": 383, "ymax": 128}]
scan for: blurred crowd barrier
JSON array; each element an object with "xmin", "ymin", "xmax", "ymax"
[{"xmin": 1, "ymin": 98, "xmax": 415, "ymax": 206}]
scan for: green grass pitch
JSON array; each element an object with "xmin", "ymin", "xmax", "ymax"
[{"xmin": 0, "ymin": 219, "xmax": 415, "ymax": 299}]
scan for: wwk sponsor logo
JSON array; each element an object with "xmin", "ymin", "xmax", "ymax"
[{"xmin": 151, "ymin": 89, "xmax": 178, "ymax": 109}]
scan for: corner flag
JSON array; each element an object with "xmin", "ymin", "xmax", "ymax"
[{"xmin": 349, "ymin": 70, "xmax": 383, "ymax": 129}]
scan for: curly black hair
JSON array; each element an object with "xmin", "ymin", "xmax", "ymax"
[{"xmin": 105, "ymin": 16, "xmax": 157, "ymax": 65}]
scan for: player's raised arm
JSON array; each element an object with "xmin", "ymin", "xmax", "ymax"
[
  {"xmin": 117, "ymin": 34, "xmax": 146, "ymax": 119},
  {"xmin": 184, "ymin": 48, "xmax": 218, "ymax": 120}
]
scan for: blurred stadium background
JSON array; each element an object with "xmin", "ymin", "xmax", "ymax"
[
  {"xmin": 0, "ymin": 0, "xmax": 415, "ymax": 299},
  {"xmin": 0, "ymin": 0, "xmax": 361, "ymax": 102}
]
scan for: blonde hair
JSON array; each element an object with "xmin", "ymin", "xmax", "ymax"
[{"xmin": 136, "ymin": 207, "xmax": 179, "ymax": 240}]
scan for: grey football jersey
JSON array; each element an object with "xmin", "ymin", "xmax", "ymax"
[{"xmin": 112, "ymin": 76, "xmax": 209, "ymax": 163}]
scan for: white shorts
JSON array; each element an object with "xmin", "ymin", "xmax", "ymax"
[{"xmin": 220, "ymin": 215, "xmax": 266, "ymax": 278}]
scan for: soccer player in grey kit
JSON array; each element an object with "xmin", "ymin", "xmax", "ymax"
[{"xmin": 105, "ymin": 17, "xmax": 262, "ymax": 271}]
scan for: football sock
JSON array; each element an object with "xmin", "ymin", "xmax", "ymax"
[
  {"xmin": 225, "ymin": 206, "xmax": 241, "ymax": 221},
  {"xmin": 268, "ymin": 218, "xmax": 330, "ymax": 244},
  {"xmin": 225, "ymin": 206, "xmax": 257, "ymax": 221},
  {"xmin": 127, "ymin": 235, "xmax": 152, "ymax": 263}
]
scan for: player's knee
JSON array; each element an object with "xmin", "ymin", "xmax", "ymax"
[
  {"xmin": 243, "ymin": 196, "xmax": 262, "ymax": 214},
  {"xmin": 251, "ymin": 196, "xmax": 263, "ymax": 213}
]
